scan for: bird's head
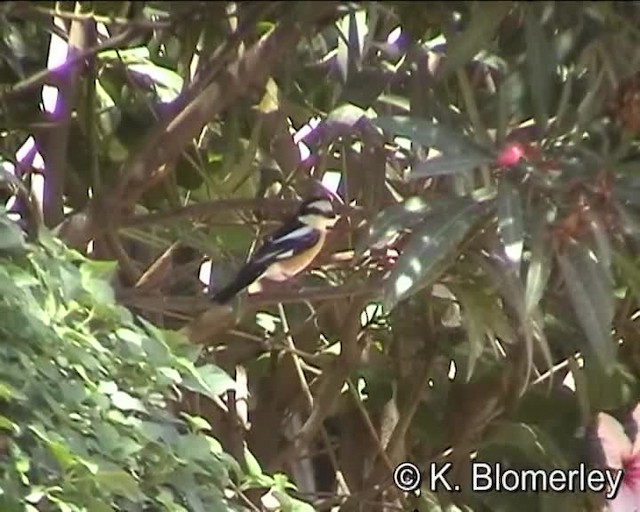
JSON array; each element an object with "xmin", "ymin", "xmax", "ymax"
[{"xmin": 297, "ymin": 196, "xmax": 338, "ymax": 230}]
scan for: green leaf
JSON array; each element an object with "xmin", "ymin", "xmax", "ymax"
[
  {"xmin": 95, "ymin": 470, "xmax": 144, "ymax": 501},
  {"xmin": 524, "ymin": 5, "xmax": 556, "ymax": 134},
  {"xmin": 111, "ymin": 391, "xmax": 147, "ymax": 413},
  {"xmin": 615, "ymin": 204, "xmax": 640, "ymax": 243},
  {"xmin": 613, "ymin": 251, "xmax": 640, "ymax": 304},
  {"xmin": 437, "ymin": 2, "xmax": 514, "ymax": 82},
  {"xmin": 383, "ymin": 199, "xmax": 484, "ymax": 310},
  {"xmin": 116, "ymin": 328, "xmax": 145, "ymax": 356},
  {"xmin": 524, "ymin": 212, "xmax": 552, "ymax": 315},
  {"xmin": 326, "ymin": 103, "xmax": 367, "ymax": 128},
  {"xmin": 0, "ymin": 380, "xmax": 24, "ymax": 401},
  {"xmin": 180, "ymin": 413, "xmax": 212, "ymax": 432},
  {"xmin": 410, "ymin": 152, "xmax": 493, "ymax": 179},
  {"xmin": 176, "ymin": 434, "xmax": 212, "ymax": 461},
  {"xmin": 373, "ymin": 116, "xmax": 487, "ymax": 156},
  {"xmin": 80, "ymin": 261, "xmax": 116, "ymax": 305},
  {"xmin": 181, "ymin": 363, "xmax": 235, "ymax": 400},
  {"xmin": 98, "ymin": 46, "xmax": 150, "ymax": 62},
  {"xmin": 157, "ymin": 366, "xmax": 182, "ymax": 385},
  {"xmin": 416, "ymin": 490, "xmax": 444, "ymax": 512},
  {"xmin": 497, "ymin": 180, "xmax": 524, "ymax": 271},
  {"xmin": 453, "ymin": 287, "xmax": 490, "ymax": 381},
  {"xmin": 586, "ymin": 212, "xmax": 612, "ymax": 280},
  {"xmin": 128, "ymin": 63, "xmax": 184, "ymax": 103},
  {"xmin": 183, "ymin": 488, "xmax": 207, "ymax": 512},
  {"xmin": 0, "ymin": 414, "xmax": 18, "ymax": 433},
  {"xmin": 556, "ymin": 241, "xmax": 615, "ymax": 372},
  {"xmin": 94, "ymin": 423, "xmax": 123, "ymax": 455},
  {"xmin": 356, "ymin": 196, "xmax": 471, "ymax": 256},
  {"xmin": 0, "ymin": 215, "xmax": 25, "ymax": 252},
  {"xmin": 482, "ymin": 421, "xmax": 568, "ymax": 469},
  {"xmin": 28, "ymin": 425, "xmax": 76, "ymax": 470},
  {"xmin": 82, "ymin": 499, "xmax": 115, "ymax": 512},
  {"xmin": 80, "ymin": 260, "xmax": 118, "ymax": 281}
]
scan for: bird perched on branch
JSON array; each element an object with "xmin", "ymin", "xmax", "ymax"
[{"xmin": 212, "ymin": 196, "xmax": 338, "ymax": 304}]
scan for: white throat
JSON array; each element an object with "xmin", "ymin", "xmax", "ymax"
[{"xmin": 299, "ymin": 214, "xmax": 337, "ymax": 230}]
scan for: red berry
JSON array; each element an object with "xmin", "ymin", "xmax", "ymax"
[{"xmin": 496, "ymin": 143, "xmax": 524, "ymax": 167}]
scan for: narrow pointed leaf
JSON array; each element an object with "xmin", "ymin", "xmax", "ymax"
[
  {"xmin": 437, "ymin": 2, "xmax": 514, "ymax": 82},
  {"xmin": 475, "ymin": 254, "xmax": 541, "ymax": 390},
  {"xmin": 482, "ymin": 422, "xmax": 568, "ymax": 469},
  {"xmin": 336, "ymin": 11, "xmax": 366, "ymax": 83},
  {"xmin": 497, "ymin": 180, "xmax": 524, "ymax": 271},
  {"xmin": 612, "ymin": 250, "xmax": 640, "ymax": 305},
  {"xmin": 0, "ymin": 215, "xmax": 25, "ymax": 252},
  {"xmin": 451, "ymin": 286, "xmax": 491, "ymax": 381},
  {"xmin": 556, "ymin": 241, "xmax": 615, "ymax": 372},
  {"xmin": 410, "ymin": 152, "xmax": 493, "ymax": 179},
  {"xmin": 524, "ymin": 5, "xmax": 556, "ymax": 133},
  {"xmin": 612, "ymin": 179, "xmax": 640, "ymax": 207},
  {"xmin": 373, "ymin": 116, "xmax": 487, "ymax": 156},
  {"xmin": 615, "ymin": 204, "xmax": 640, "ymax": 243},
  {"xmin": 524, "ymin": 214, "xmax": 552, "ymax": 315},
  {"xmin": 383, "ymin": 201, "xmax": 483, "ymax": 310},
  {"xmin": 586, "ymin": 211, "xmax": 612, "ymax": 281},
  {"xmin": 355, "ymin": 196, "xmax": 474, "ymax": 255}
]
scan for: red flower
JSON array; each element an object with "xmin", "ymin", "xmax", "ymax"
[{"xmin": 496, "ymin": 142, "xmax": 524, "ymax": 167}]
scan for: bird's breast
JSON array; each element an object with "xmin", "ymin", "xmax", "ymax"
[{"xmin": 262, "ymin": 231, "xmax": 326, "ymax": 281}]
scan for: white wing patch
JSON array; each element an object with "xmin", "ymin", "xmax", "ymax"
[
  {"xmin": 252, "ymin": 226, "xmax": 314, "ymax": 265},
  {"xmin": 275, "ymin": 249, "xmax": 295, "ymax": 259},
  {"xmin": 273, "ymin": 225, "xmax": 314, "ymax": 243}
]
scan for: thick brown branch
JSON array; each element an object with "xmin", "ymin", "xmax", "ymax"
[
  {"xmin": 113, "ymin": 2, "xmax": 341, "ymax": 210},
  {"xmin": 37, "ymin": 16, "xmax": 88, "ymax": 227}
]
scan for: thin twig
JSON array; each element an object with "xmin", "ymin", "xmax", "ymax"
[
  {"xmin": 0, "ymin": 27, "xmax": 142, "ymax": 101},
  {"xmin": 18, "ymin": 5, "xmax": 174, "ymax": 28},
  {"xmin": 278, "ymin": 303, "xmax": 351, "ymax": 495}
]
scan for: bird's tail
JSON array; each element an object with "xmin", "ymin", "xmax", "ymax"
[{"xmin": 212, "ymin": 266, "xmax": 264, "ymax": 304}]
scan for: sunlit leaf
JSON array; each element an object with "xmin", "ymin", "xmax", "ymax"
[
  {"xmin": 524, "ymin": 212, "xmax": 552, "ymax": 315},
  {"xmin": 98, "ymin": 46, "xmax": 150, "ymax": 62},
  {"xmin": 497, "ymin": 180, "xmax": 524, "ymax": 271},
  {"xmin": 244, "ymin": 445, "xmax": 264, "ymax": 477},
  {"xmin": 336, "ymin": 9, "xmax": 367, "ymax": 83},
  {"xmin": 326, "ymin": 103, "xmax": 367, "ymax": 128},
  {"xmin": 356, "ymin": 196, "xmax": 475, "ymax": 255},
  {"xmin": 373, "ymin": 116, "xmax": 487, "ymax": 156},
  {"xmin": 383, "ymin": 200, "xmax": 485, "ymax": 310},
  {"xmin": 111, "ymin": 391, "xmax": 147, "ymax": 413},
  {"xmin": 410, "ymin": 152, "xmax": 493, "ymax": 179},
  {"xmin": 557, "ymin": 241, "xmax": 616, "ymax": 372},
  {"xmin": 181, "ymin": 363, "xmax": 235, "ymax": 400}
]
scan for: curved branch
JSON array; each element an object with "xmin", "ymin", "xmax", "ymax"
[{"xmin": 113, "ymin": 2, "xmax": 341, "ymax": 210}]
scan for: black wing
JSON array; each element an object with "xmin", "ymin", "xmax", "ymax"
[
  {"xmin": 212, "ymin": 222, "xmax": 320, "ymax": 303},
  {"xmin": 251, "ymin": 223, "xmax": 321, "ymax": 265}
]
